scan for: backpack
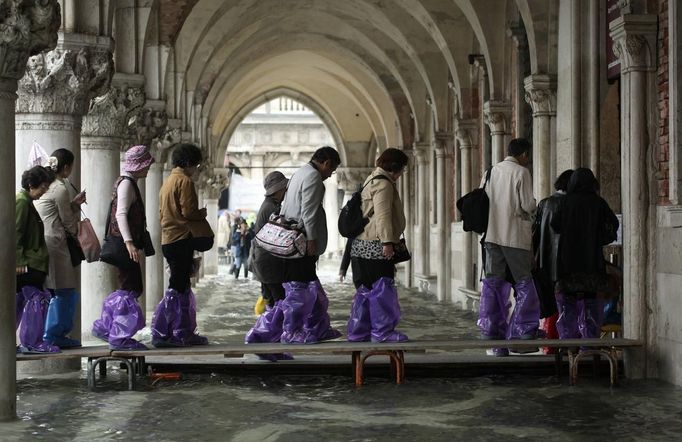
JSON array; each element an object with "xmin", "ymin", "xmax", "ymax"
[
  {"xmin": 456, "ymin": 167, "xmax": 492, "ymax": 234},
  {"xmin": 338, "ymin": 175, "xmax": 389, "ymax": 238}
]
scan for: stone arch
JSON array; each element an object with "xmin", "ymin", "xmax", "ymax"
[{"xmin": 216, "ymin": 87, "xmax": 348, "ymax": 168}]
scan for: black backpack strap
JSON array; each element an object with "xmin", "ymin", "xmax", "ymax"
[
  {"xmin": 482, "ymin": 166, "xmax": 492, "ymax": 190},
  {"xmin": 361, "ymin": 174, "xmax": 391, "ymax": 218}
]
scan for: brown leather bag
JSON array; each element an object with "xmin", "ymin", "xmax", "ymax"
[{"xmin": 77, "ymin": 216, "xmax": 101, "ymax": 263}]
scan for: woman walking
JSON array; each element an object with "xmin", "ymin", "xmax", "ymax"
[
  {"xmin": 92, "ymin": 145, "xmax": 155, "ymax": 350},
  {"xmin": 551, "ymin": 168, "xmax": 619, "ymax": 340},
  {"xmin": 34, "ymin": 149, "xmax": 86, "ymax": 348},
  {"xmin": 347, "ymin": 148, "xmax": 409, "ymax": 342},
  {"xmin": 151, "ymin": 143, "xmax": 213, "ymax": 347},
  {"xmin": 16, "ymin": 165, "xmax": 59, "ymax": 353}
]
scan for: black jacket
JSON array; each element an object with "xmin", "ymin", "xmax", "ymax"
[
  {"xmin": 251, "ymin": 196, "xmax": 285, "ymax": 284},
  {"xmin": 551, "ymin": 169, "xmax": 619, "ymax": 289},
  {"xmin": 533, "ymin": 191, "xmax": 565, "ymax": 283}
]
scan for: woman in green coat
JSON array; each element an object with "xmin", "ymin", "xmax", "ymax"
[{"xmin": 16, "ymin": 165, "xmax": 60, "ymax": 353}]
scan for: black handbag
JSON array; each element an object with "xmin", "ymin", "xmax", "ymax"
[
  {"xmin": 143, "ymin": 230, "xmax": 155, "ymax": 257},
  {"xmin": 100, "ymin": 233, "xmax": 129, "ymax": 267},
  {"xmin": 391, "ymin": 238, "xmax": 411, "ymax": 264},
  {"xmin": 66, "ymin": 234, "xmax": 85, "ymax": 267}
]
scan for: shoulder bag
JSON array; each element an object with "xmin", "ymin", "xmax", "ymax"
[{"xmin": 254, "ymin": 213, "xmax": 307, "ymax": 259}]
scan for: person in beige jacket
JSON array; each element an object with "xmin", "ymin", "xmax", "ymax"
[
  {"xmin": 347, "ymin": 148, "xmax": 409, "ymax": 343},
  {"xmin": 151, "ymin": 143, "xmax": 214, "ymax": 348},
  {"xmin": 34, "ymin": 148, "xmax": 86, "ymax": 348},
  {"xmin": 478, "ymin": 138, "xmax": 540, "ymax": 356}
]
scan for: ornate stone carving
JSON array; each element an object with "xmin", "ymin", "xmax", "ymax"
[
  {"xmin": 17, "ymin": 45, "xmax": 114, "ymax": 114},
  {"xmin": 455, "ymin": 119, "xmax": 478, "ymax": 149},
  {"xmin": 524, "ymin": 88, "xmax": 557, "ymax": 116},
  {"xmin": 152, "ymin": 125, "xmax": 182, "ymax": 163},
  {"xmin": 609, "ymin": 15, "xmax": 657, "ymax": 73},
  {"xmin": 435, "ymin": 131, "xmax": 454, "ymax": 157},
  {"xmin": 482, "ymin": 101, "xmax": 511, "ymax": 134},
  {"xmin": 196, "ymin": 163, "xmax": 228, "ymax": 199},
  {"xmin": 336, "ymin": 167, "xmax": 373, "ymax": 192},
  {"xmin": 127, "ymin": 107, "xmax": 168, "ymax": 149},
  {"xmin": 82, "ymin": 85, "xmax": 144, "ymax": 138},
  {"xmin": 0, "ymin": 0, "xmax": 61, "ymax": 80}
]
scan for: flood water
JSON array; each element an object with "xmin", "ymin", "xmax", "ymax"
[{"xmin": 5, "ymin": 260, "xmax": 682, "ymax": 441}]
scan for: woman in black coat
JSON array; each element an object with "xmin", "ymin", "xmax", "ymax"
[{"xmin": 550, "ymin": 168, "xmax": 619, "ymax": 340}]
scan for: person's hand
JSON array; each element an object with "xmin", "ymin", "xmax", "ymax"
[
  {"xmin": 306, "ymin": 240, "xmax": 317, "ymax": 256},
  {"xmin": 125, "ymin": 241, "xmax": 140, "ymax": 263},
  {"xmin": 339, "ymin": 271, "xmax": 346, "ymax": 282},
  {"xmin": 199, "ymin": 207, "xmax": 207, "ymax": 217},
  {"xmin": 16, "ymin": 266, "xmax": 27, "ymax": 275},
  {"xmin": 382, "ymin": 243, "xmax": 395, "ymax": 260},
  {"xmin": 71, "ymin": 191, "xmax": 87, "ymax": 205}
]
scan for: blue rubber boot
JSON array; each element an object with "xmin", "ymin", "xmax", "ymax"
[{"xmin": 44, "ymin": 289, "xmax": 81, "ymax": 348}]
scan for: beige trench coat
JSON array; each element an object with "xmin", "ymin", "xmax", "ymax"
[{"xmin": 34, "ymin": 178, "xmax": 80, "ymax": 289}]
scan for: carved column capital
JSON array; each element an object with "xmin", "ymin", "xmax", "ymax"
[
  {"xmin": 198, "ymin": 167, "xmax": 228, "ymax": 200},
  {"xmin": 483, "ymin": 101, "xmax": 511, "ymax": 134},
  {"xmin": 82, "ymin": 74, "xmax": 145, "ymax": 139},
  {"xmin": 414, "ymin": 142, "xmax": 431, "ymax": 165},
  {"xmin": 17, "ymin": 33, "xmax": 114, "ymax": 115},
  {"xmin": 151, "ymin": 120, "xmax": 183, "ymax": 164},
  {"xmin": 0, "ymin": 0, "xmax": 61, "ymax": 80},
  {"xmin": 336, "ymin": 167, "xmax": 373, "ymax": 192},
  {"xmin": 524, "ymin": 74, "xmax": 557, "ymax": 117},
  {"xmin": 455, "ymin": 119, "xmax": 478, "ymax": 149},
  {"xmin": 435, "ymin": 131, "xmax": 454, "ymax": 158},
  {"xmin": 126, "ymin": 102, "xmax": 169, "ymax": 149},
  {"xmin": 609, "ymin": 15, "xmax": 657, "ymax": 73}
]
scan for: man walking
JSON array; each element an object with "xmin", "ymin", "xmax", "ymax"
[
  {"xmin": 279, "ymin": 146, "xmax": 342, "ymax": 343},
  {"xmin": 479, "ymin": 138, "xmax": 539, "ymax": 356}
]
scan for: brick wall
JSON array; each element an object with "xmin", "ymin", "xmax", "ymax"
[{"xmin": 657, "ymin": 0, "xmax": 670, "ymax": 205}]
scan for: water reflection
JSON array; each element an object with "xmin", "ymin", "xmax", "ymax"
[{"xmin": 8, "ymin": 260, "xmax": 682, "ymax": 441}]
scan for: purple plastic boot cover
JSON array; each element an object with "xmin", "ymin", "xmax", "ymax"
[
  {"xmin": 246, "ymin": 301, "xmax": 285, "ymax": 344},
  {"xmin": 303, "ymin": 280, "xmax": 341, "ymax": 343},
  {"xmin": 555, "ymin": 292, "xmax": 580, "ymax": 339},
  {"xmin": 107, "ymin": 290, "xmax": 147, "ymax": 350},
  {"xmin": 507, "ymin": 277, "xmax": 541, "ymax": 339},
  {"xmin": 19, "ymin": 287, "xmax": 59, "ymax": 353},
  {"xmin": 368, "ymin": 278, "xmax": 407, "ymax": 342},
  {"xmin": 347, "ymin": 285, "xmax": 371, "ymax": 342},
  {"xmin": 477, "ymin": 277, "xmax": 510, "ymax": 339},
  {"xmin": 280, "ymin": 282, "xmax": 316, "ymax": 344}
]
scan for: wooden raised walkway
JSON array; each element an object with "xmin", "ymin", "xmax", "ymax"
[{"xmin": 17, "ymin": 338, "xmax": 643, "ymax": 390}]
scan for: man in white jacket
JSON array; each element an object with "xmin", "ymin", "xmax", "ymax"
[
  {"xmin": 479, "ymin": 138, "xmax": 540, "ymax": 356},
  {"xmin": 278, "ymin": 146, "xmax": 342, "ymax": 343}
]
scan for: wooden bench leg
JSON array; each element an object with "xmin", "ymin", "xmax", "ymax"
[
  {"xmin": 358, "ymin": 350, "xmax": 405, "ymax": 386},
  {"xmin": 87, "ymin": 357, "xmax": 136, "ymax": 391},
  {"xmin": 569, "ymin": 349, "xmax": 619, "ymax": 387},
  {"xmin": 352, "ymin": 351, "xmax": 363, "ymax": 387}
]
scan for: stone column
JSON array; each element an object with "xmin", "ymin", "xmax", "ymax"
[
  {"xmin": 80, "ymin": 76, "xmax": 144, "ymax": 340},
  {"xmin": 456, "ymin": 121, "xmax": 478, "ymax": 292},
  {"xmin": 324, "ymin": 175, "xmax": 341, "ymax": 257},
  {"xmin": 414, "ymin": 143, "xmax": 431, "ymax": 277},
  {"xmin": 400, "ymin": 155, "xmax": 414, "ymax": 287},
  {"xmin": 483, "ymin": 101, "xmax": 511, "ymax": 165},
  {"xmin": 127, "ymin": 102, "xmax": 168, "ymax": 310},
  {"xmin": 610, "ymin": 14, "xmax": 657, "ymax": 379},
  {"xmin": 16, "ymin": 33, "xmax": 114, "ymax": 354},
  {"xmin": 145, "ymin": 124, "xmax": 180, "ymax": 309},
  {"xmin": 525, "ymin": 74, "xmax": 557, "ymax": 200},
  {"xmin": 0, "ymin": 0, "xmax": 60, "ymax": 422},
  {"xmin": 435, "ymin": 131, "xmax": 454, "ymax": 302},
  {"xmin": 251, "ymin": 153, "xmax": 265, "ymax": 182},
  {"xmin": 199, "ymin": 170, "xmax": 227, "ymax": 275}
]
